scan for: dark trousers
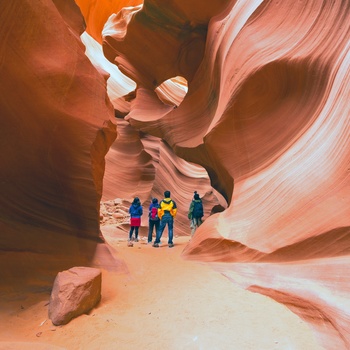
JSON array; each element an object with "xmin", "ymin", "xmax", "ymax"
[
  {"xmin": 148, "ymin": 219, "xmax": 160, "ymax": 242},
  {"xmin": 129, "ymin": 226, "xmax": 139, "ymax": 240}
]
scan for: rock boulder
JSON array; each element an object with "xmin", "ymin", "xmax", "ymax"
[{"xmin": 49, "ymin": 267, "xmax": 102, "ymax": 326}]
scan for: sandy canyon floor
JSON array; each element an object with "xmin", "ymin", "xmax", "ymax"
[{"xmin": 0, "ymin": 227, "xmax": 324, "ymax": 350}]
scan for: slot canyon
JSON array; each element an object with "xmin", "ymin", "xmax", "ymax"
[{"xmin": 0, "ymin": 0, "xmax": 349, "ymax": 349}]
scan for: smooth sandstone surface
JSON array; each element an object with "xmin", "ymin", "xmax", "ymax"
[
  {"xmin": 0, "ymin": 0, "xmax": 121, "ymax": 297},
  {"xmin": 0, "ymin": 0, "xmax": 349, "ymax": 349}
]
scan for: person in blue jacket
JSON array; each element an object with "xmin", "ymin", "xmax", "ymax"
[{"xmin": 129, "ymin": 197, "xmax": 143, "ymax": 242}]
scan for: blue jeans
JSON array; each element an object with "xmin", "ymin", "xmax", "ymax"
[
  {"xmin": 155, "ymin": 215, "xmax": 174, "ymax": 244},
  {"xmin": 148, "ymin": 219, "xmax": 160, "ymax": 242}
]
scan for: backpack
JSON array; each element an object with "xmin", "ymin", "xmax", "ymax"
[
  {"xmin": 192, "ymin": 200, "xmax": 203, "ymax": 218},
  {"xmin": 150, "ymin": 205, "xmax": 159, "ymax": 220}
]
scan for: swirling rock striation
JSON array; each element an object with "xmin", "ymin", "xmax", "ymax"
[
  {"xmin": 0, "ymin": 0, "xmax": 349, "ymax": 348},
  {"xmin": 0, "ymin": 0, "xmax": 120, "ymax": 295},
  {"xmin": 101, "ymin": 0, "xmax": 350, "ymax": 348}
]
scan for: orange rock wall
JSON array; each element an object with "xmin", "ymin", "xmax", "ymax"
[
  {"xmin": 98, "ymin": 1, "xmax": 350, "ymax": 348},
  {"xmin": 102, "ymin": 118, "xmax": 226, "ymax": 236},
  {"xmin": 0, "ymin": 0, "xmax": 349, "ymax": 348},
  {"xmin": 0, "ymin": 0, "xmax": 119, "ymax": 292},
  {"xmin": 75, "ymin": 0, "xmax": 142, "ymax": 43}
]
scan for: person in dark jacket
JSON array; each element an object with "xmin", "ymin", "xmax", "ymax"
[
  {"xmin": 188, "ymin": 191, "xmax": 204, "ymax": 237},
  {"xmin": 148, "ymin": 197, "xmax": 160, "ymax": 243},
  {"xmin": 129, "ymin": 197, "xmax": 143, "ymax": 242}
]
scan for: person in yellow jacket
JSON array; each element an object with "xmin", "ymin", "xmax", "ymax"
[{"xmin": 153, "ymin": 190, "xmax": 177, "ymax": 248}]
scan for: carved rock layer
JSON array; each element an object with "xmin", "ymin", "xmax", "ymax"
[
  {"xmin": 0, "ymin": 0, "xmax": 120, "ymax": 294},
  {"xmin": 102, "ymin": 118, "xmax": 226, "ymax": 235},
  {"xmin": 0, "ymin": 0, "xmax": 349, "ymax": 349},
  {"xmin": 100, "ymin": 1, "xmax": 350, "ymax": 349}
]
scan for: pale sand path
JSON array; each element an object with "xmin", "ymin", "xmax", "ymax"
[{"xmin": 0, "ymin": 228, "xmax": 324, "ymax": 350}]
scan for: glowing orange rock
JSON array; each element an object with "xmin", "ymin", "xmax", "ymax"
[
  {"xmin": 0, "ymin": 0, "xmax": 118, "ymax": 289},
  {"xmin": 101, "ymin": 1, "xmax": 350, "ymax": 349}
]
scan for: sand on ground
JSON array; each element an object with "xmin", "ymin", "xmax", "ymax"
[{"xmin": 0, "ymin": 227, "xmax": 324, "ymax": 350}]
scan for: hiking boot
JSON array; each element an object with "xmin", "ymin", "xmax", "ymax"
[
  {"xmin": 135, "ymin": 238, "xmax": 139, "ymax": 242},
  {"xmin": 152, "ymin": 243, "xmax": 159, "ymax": 247},
  {"xmin": 168, "ymin": 243, "xmax": 174, "ymax": 248}
]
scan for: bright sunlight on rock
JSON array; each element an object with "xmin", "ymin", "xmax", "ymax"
[{"xmin": 0, "ymin": 0, "xmax": 349, "ymax": 349}]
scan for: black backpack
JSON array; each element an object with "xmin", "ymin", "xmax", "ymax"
[{"xmin": 192, "ymin": 200, "xmax": 203, "ymax": 218}]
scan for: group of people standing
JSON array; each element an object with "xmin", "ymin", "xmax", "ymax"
[{"xmin": 128, "ymin": 190, "xmax": 204, "ymax": 247}]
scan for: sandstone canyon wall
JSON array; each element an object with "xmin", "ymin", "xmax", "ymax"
[
  {"xmin": 0, "ymin": 0, "xmax": 121, "ymax": 294},
  {"xmin": 1, "ymin": 0, "xmax": 350, "ymax": 349},
  {"xmin": 98, "ymin": 0, "xmax": 350, "ymax": 349}
]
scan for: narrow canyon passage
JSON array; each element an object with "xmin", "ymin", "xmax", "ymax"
[
  {"xmin": 0, "ymin": 1, "xmax": 349, "ymax": 349},
  {"xmin": 0, "ymin": 228, "xmax": 324, "ymax": 350}
]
